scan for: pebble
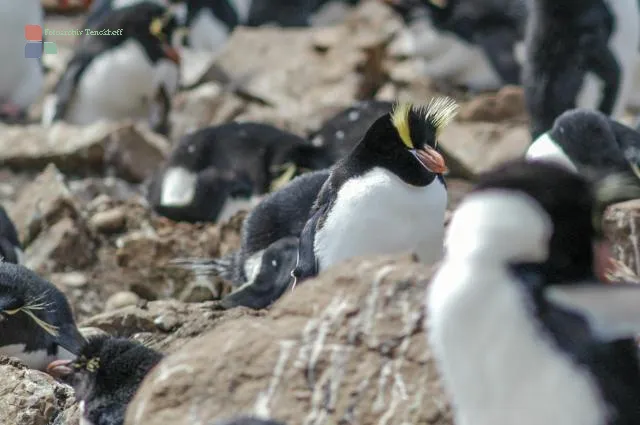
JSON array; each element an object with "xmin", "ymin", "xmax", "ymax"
[
  {"xmin": 105, "ymin": 291, "xmax": 140, "ymax": 312},
  {"xmin": 154, "ymin": 314, "xmax": 178, "ymax": 332},
  {"xmin": 89, "ymin": 207, "xmax": 126, "ymax": 234},
  {"xmin": 51, "ymin": 271, "xmax": 88, "ymax": 288}
]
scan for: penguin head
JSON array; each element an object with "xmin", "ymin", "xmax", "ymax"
[
  {"xmin": 356, "ymin": 97, "xmax": 458, "ymax": 185},
  {"xmin": 47, "ymin": 335, "xmax": 163, "ymax": 404},
  {"xmin": 460, "ymin": 160, "xmax": 640, "ymax": 281}
]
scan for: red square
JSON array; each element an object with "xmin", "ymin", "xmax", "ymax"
[{"xmin": 24, "ymin": 25, "xmax": 42, "ymax": 41}]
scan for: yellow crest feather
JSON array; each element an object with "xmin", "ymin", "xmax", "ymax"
[{"xmin": 391, "ymin": 97, "xmax": 459, "ymax": 148}]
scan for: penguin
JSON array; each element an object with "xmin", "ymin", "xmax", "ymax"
[
  {"xmin": 525, "ymin": 108, "xmax": 640, "ymax": 180},
  {"xmin": 83, "ymin": 0, "xmax": 170, "ymax": 30},
  {"xmin": 47, "ymin": 335, "xmax": 163, "ymax": 425},
  {"xmin": 308, "ymin": 100, "xmax": 394, "ymax": 162},
  {"xmin": 171, "ymin": 169, "xmax": 330, "ymax": 309},
  {"xmin": 0, "ymin": 0, "xmax": 45, "ymax": 123},
  {"xmin": 41, "ymin": 2, "xmax": 181, "ymax": 136},
  {"xmin": 523, "ymin": 0, "xmax": 640, "ymax": 139},
  {"xmin": 0, "ymin": 206, "xmax": 23, "ymax": 264},
  {"xmin": 427, "ymin": 159, "xmax": 640, "ymax": 425},
  {"xmin": 147, "ymin": 122, "xmax": 333, "ymax": 223},
  {"xmin": 0, "ymin": 262, "xmax": 85, "ymax": 372},
  {"xmin": 386, "ymin": 0, "xmax": 526, "ymax": 91},
  {"xmin": 292, "ymin": 98, "xmax": 458, "ymax": 284}
]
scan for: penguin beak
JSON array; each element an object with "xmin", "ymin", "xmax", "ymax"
[
  {"xmin": 47, "ymin": 359, "xmax": 74, "ymax": 379},
  {"xmin": 411, "ymin": 146, "xmax": 448, "ymax": 174},
  {"xmin": 593, "ymin": 239, "xmax": 614, "ymax": 283},
  {"xmin": 162, "ymin": 44, "xmax": 181, "ymax": 64}
]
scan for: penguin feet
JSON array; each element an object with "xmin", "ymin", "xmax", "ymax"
[{"xmin": 0, "ymin": 103, "xmax": 27, "ymax": 124}]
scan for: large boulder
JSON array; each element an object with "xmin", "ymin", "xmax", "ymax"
[{"xmin": 125, "ymin": 254, "xmax": 453, "ymax": 425}]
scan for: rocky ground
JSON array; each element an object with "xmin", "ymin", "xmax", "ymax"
[{"xmin": 2, "ymin": 1, "xmax": 639, "ymax": 424}]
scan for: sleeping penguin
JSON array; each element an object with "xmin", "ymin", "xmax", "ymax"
[
  {"xmin": 48, "ymin": 335, "xmax": 163, "ymax": 425},
  {"xmin": 387, "ymin": 0, "xmax": 526, "ymax": 91},
  {"xmin": 0, "ymin": 0, "xmax": 45, "ymax": 123},
  {"xmin": 292, "ymin": 98, "xmax": 458, "ymax": 284},
  {"xmin": 427, "ymin": 159, "xmax": 640, "ymax": 425},
  {"xmin": 525, "ymin": 108, "xmax": 640, "ymax": 180},
  {"xmin": 171, "ymin": 170, "xmax": 330, "ymax": 309},
  {"xmin": 147, "ymin": 122, "xmax": 333, "ymax": 223},
  {"xmin": 308, "ymin": 100, "xmax": 394, "ymax": 162},
  {"xmin": 0, "ymin": 206, "xmax": 23, "ymax": 264},
  {"xmin": 41, "ymin": 1, "xmax": 181, "ymax": 136},
  {"xmin": 0, "ymin": 262, "xmax": 85, "ymax": 372},
  {"xmin": 523, "ymin": 0, "xmax": 640, "ymax": 139}
]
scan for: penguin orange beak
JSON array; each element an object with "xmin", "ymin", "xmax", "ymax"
[
  {"xmin": 162, "ymin": 44, "xmax": 181, "ymax": 64},
  {"xmin": 47, "ymin": 359, "xmax": 74, "ymax": 379},
  {"xmin": 411, "ymin": 146, "xmax": 448, "ymax": 174}
]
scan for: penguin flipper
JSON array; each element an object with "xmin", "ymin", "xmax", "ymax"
[
  {"xmin": 291, "ymin": 203, "xmax": 328, "ymax": 284},
  {"xmin": 0, "ymin": 238, "xmax": 19, "ymax": 264},
  {"xmin": 473, "ymin": 27, "xmax": 521, "ymax": 85}
]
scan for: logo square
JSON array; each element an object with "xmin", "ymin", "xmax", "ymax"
[
  {"xmin": 24, "ymin": 42, "xmax": 43, "ymax": 59},
  {"xmin": 43, "ymin": 42, "xmax": 57, "ymax": 54},
  {"xmin": 24, "ymin": 25, "xmax": 42, "ymax": 41}
]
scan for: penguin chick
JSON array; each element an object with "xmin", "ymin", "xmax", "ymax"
[
  {"xmin": 42, "ymin": 1, "xmax": 181, "ymax": 136},
  {"xmin": 308, "ymin": 100, "xmax": 394, "ymax": 162},
  {"xmin": 0, "ymin": 0, "xmax": 45, "ymax": 122},
  {"xmin": 292, "ymin": 98, "xmax": 458, "ymax": 284},
  {"xmin": 148, "ymin": 122, "xmax": 333, "ymax": 223},
  {"xmin": 0, "ymin": 262, "xmax": 85, "ymax": 371},
  {"xmin": 526, "ymin": 108, "xmax": 640, "ymax": 181},
  {"xmin": 428, "ymin": 160, "xmax": 640, "ymax": 425},
  {"xmin": 171, "ymin": 170, "xmax": 330, "ymax": 308},
  {"xmin": 0, "ymin": 205, "xmax": 23, "ymax": 264},
  {"xmin": 523, "ymin": 0, "xmax": 640, "ymax": 139},
  {"xmin": 48, "ymin": 335, "xmax": 163, "ymax": 425}
]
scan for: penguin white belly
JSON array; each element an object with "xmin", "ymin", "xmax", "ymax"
[
  {"xmin": 525, "ymin": 133, "xmax": 578, "ymax": 173},
  {"xmin": 189, "ymin": 9, "xmax": 231, "ymax": 52},
  {"xmin": 65, "ymin": 39, "xmax": 162, "ymax": 125},
  {"xmin": 0, "ymin": 344, "xmax": 75, "ymax": 371},
  {"xmin": 314, "ymin": 167, "xmax": 447, "ymax": 270},
  {"xmin": 231, "ymin": 0, "xmax": 253, "ymax": 23},
  {"xmin": 427, "ymin": 264, "xmax": 607, "ymax": 425},
  {"xmin": 0, "ymin": 0, "xmax": 44, "ymax": 108}
]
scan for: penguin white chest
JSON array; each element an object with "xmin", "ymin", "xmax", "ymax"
[
  {"xmin": 427, "ymin": 264, "xmax": 607, "ymax": 425},
  {"xmin": 314, "ymin": 167, "xmax": 447, "ymax": 270},
  {"xmin": 66, "ymin": 39, "xmax": 178, "ymax": 124},
  {"xmin": 189, "ymin": 8, "xmax": 231, "ymax": 52},
  {"xmin": 0, "ymin": 344, "xmax": 75, "ymax": 371}
]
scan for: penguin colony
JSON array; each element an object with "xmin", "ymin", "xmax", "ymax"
[{"xmin": 3, "ymin": 0, "xmax": 640, "ymax": 424}]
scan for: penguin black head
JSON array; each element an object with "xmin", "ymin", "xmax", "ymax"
[
  {"xmin": 0, "ymin": 262, "xmax": 85, "ymax": 370},
  {"xmin": 48, "ymin": 335, "xmax": 163, "ymax": 424},
  {"xmin": 470, "ymin": 160, "xmax": 640, "ymax": 281},
  {"xmin": 102, "ymin": 2, "xmax": 180, "ymax": 64},
  {"xmin": 352, "ymin": 97, "xmax": 458, "ymax": 186}
]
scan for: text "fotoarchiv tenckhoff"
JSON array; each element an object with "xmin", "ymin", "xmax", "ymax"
[{"xmin": 43, "ymin": 28, "xmax": 124, "ymax": 36}]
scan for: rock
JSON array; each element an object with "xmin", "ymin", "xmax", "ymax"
[
  {"xmin": 8, "ymin": 163, "xmax": 80, "ymax": 245},
  {"xmin": 0, "ymin": 121, "xmax": 169, "ymax": 183},
  {"xmin": 458, "ymin": 86, "xmax": 527, "ymax": 122},
  {"xmin": 439, "ymin": 122, "xmax": 531, "ymax": 179},
  {"xmin": 79, "ymin": 327, "xmax": 109, "ymax": 340},
  {"xmin": 80, "ymin": 299, "xmax": 264, "ymax": 354},
  {"xmin": 604, "ymin": 199, "xmax": 640, "ymax": 277},
  {"xmin": 50, "ymin": 271, "xmax": 89, "ymax": 288},
  {"xmin": 105, "ymin": 291, "xmax": 141, "ymax": 312},
  {"xmin": 89, "ymin": 207, "xmax": 127, "ymax": 234},
  {"xmin": 125, "ymin": 255, "xmax": 452, "ymax": 425},
  {"xmin": 0, "ymin": 356, "xmax": 78, "ymax": 425}
]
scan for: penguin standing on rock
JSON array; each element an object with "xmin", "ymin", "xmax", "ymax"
[
  {"xmin": 147, "ymin": 122, "xmax": 333, "ymax": 223},
  {"xmin": 427, "ymin": 160, "xmax": 640, "ymax": 425},
  {"xmin": 523, "ymin": 0, "xmax": 640, "ymax": 139},
  {"xmin": 48, "ymin": 335, "xmax": 163, "ymax": 425},
  {"xmin": 41, "ymin": 2, "xmax": 181, "ymax": 136},
  {"xmin": 0, "ymin": 0, "xmax": 45, "ymax": 122},
  {"xmin": 171, "ymin": 169, "xmax": 330, "ymax": 309},
  {"xmin": 525, "ymin": 108, "xmax": 640, "ymax": 180},
  {"xmin": 292, "ymin": 98, "xmax": 458, "ymax": 284},
  {"xmin": 0, "ymin": 262, "xmax": 85, "ymax": 372},
  {"xmin": 0, "ymin": 206, "xmax": 22, "ymax": 264}
]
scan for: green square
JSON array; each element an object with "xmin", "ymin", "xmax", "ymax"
[{"xmin": 43, "ymin": 42, "xmax": 57, "ymax": 54}]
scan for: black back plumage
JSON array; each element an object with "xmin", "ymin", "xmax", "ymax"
[
  {"xmin": 308, "ymin": 100, "xmax": 394, "ymax": 162},
  {"xmin": 421, "ymin": 0, "xmax": 526, "ymax": 85},
  {"xmin": 472, "ymin": 159, "xmax": 640, "ymax": 423},
  {"xmin": 523, "ymin": 0, "xmax": 618, "ymax": 138},
  {"xmin": 0, "ymin": 206, "xmax": 21, "ymax": 264},
  {"xmin": 51, "ymin": 1, "xmax": 179, "ymax": 122},
  {"xmin": 64, "ymin": 336, "xmax": 163, "ymax": 425},
  {"xmin": 0, "ymin": 262, "xmax": 84, "ymax": 356}
]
